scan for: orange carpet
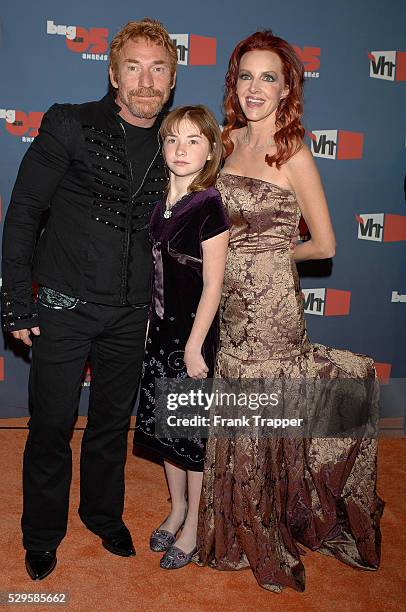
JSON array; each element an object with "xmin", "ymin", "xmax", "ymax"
[{"xmin": 0, "ymin": 418, "xmax": 405, "ymax": 612}]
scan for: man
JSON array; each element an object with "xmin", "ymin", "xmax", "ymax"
[{"xmin": 1, "ymin": 18, "xmax": 177, "ymax": 580}]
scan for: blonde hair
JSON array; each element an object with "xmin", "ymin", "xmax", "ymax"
[
  {"xmin": 160, "ymin": 105, "xmax": 223, "ymax": 193},
  {"xmin": 109, "ymin": 18, "xmax": 178, "ymax": 80}
]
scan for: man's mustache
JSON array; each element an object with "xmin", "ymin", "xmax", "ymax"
[{"xmin": 130, "ymin": 87, "xmax": 163, "ymax": 99}]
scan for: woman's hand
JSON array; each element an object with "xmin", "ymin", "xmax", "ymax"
[
  {"xmin": 290, "ymin": 229, "xmax": 300, "ymax": 253},
  {"xmin": 184, "ymin": 344, "xmax": 209, "ymax": 379}
]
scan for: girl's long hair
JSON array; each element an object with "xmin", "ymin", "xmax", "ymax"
[{"xmin": 160, "ymin": 105, "xmax": 223, "ymax": 192}]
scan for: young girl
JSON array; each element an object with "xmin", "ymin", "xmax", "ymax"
[{"xmin": 133, "ymin": 106, "xmax": 229, "ymax": 569}]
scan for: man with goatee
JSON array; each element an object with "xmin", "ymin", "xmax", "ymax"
[{"xmin": 1, "ymin": 18, "xmax": 177, "ymax": 580}]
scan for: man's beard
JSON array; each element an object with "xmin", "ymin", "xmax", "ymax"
[{"xmin": 121, "ymin": 86, "xmax": 168, "ymax": 119}]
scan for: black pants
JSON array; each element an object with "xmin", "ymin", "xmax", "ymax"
[{"xmin": 22, "ymin": 300, "xmax": 148, "ymax": 550}]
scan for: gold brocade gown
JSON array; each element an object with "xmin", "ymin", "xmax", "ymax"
[{"xmin": 195, "ymin": 172, "xmax": 384, "ymax": 593}]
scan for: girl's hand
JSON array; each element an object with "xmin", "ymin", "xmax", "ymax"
[{"xmin": 184, "ymin": 346, "xmax": 209, "ymax": 379}]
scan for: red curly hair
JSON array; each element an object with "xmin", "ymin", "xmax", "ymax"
[{"xmin": 223, "ymin": 30, "xmax": 305, "ymax": 168}]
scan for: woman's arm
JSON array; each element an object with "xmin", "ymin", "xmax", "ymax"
[
  {"xmin": 184, "ymin": 229, "xmax": 229, "ymax": 378},
  {"xmin": 285, "ymin": 144, "xmax": 336, "ymax": 262}
]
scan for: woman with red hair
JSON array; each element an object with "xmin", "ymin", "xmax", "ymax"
[{"xmin": 194, "ymin": 30, "xmax": 383, "ymax": 592}]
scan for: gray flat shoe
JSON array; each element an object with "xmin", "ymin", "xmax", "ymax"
[
  {"xmin": 150, "ymin": 528, "xmax": 176, "ymax": 552},
  {"xmin": 159, "ymin": 545, "xmax": 198, "ymax": 569},
  {"xmin": 150, "ymin": 506, "xmax": 188, "ymax": 552}
]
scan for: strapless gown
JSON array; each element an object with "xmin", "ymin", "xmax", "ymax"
[{"xmin": 195, "ymin": 173, "xmax": 384, "ymax": 592}]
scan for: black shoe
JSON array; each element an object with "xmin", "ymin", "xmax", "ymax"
[
  {"xmin": 25, "ymin": 550, "xmax": 57, "ymax": 581},
  {"xmin": 102, "ymin": 527, "xmax": 136, "ymax": 557}
]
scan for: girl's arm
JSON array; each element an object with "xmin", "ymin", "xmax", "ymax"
[
  {"xmin": 184, "ymin": 229, "xmax": 229, "ymax": 378},
  {"xmin": 284, "ymin": 144, "xmax": 336, "ymax": 262}
]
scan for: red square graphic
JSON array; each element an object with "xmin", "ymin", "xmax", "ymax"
[
  {"xmin": 396, "ymin": 51, "xmax": 406, "ymax": 81},
  {"xmin": 374, "ymin": 362, "xmax": 392, "ymax": 384},
  {"xmin": 189, "ymin": 34, "xmax": 216, "ymax": 66},
  {"xmin": 337, "ymin": 131, "xmax": 363, "ymax": 160},
  {"xmin": 383, "ymin": 214, "xmax": 406, "ymax": 242},
  {"xmin": 0, "ymin": 358, "xmax": 4, "ymax": 381},
  {"xmin": 324, "ymin": 289, "xmax": 351, "ymax": 316}
]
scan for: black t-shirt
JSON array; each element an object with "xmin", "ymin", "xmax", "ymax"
[{"xmin": 120, "ymin": 117, "xmax": 161, "ymax": 194}]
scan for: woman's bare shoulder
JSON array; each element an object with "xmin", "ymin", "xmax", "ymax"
[{"xmin": 285, "ymin": 142, "xmax": 314, "ymax": 170}]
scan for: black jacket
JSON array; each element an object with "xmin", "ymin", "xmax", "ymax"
[{"xmin": 1, "ymin": 92, "xmax": 167, "ymax": 331}]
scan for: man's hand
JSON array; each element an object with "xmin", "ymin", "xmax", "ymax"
[{"xmin": 11, "ymin": 327, "xmax": 41, "ymax": 347}]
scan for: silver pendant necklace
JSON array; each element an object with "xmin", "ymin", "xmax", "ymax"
[{"xmin": 163, "ymin": 193, "xmax": 188, "ymax": 219}]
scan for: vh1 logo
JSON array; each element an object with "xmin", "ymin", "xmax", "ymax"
[
  {"xmin": 46, "ymin": 20, "xmax": 108, "ymax": 55},
  {"xmin": 309, "ymin": 130, "xmax": 363, "ymax": 160},
  {"xmin": 368, "ymin": 51, "xmax": 406, "ymax": 81},
  {"xmin": 0, "ymin": 108, "xmax": 44, "ymax": 140},
  {"xmin": 170, "ymin": 34, "xmax": 216, "ymax": 66},
  {"xmin": 356, "ymin": 213, "xmax": 406, "ymax": 242},
  {"xmin": 302, "ymin": 288, "xmax": 351, "ymax": 316},
  {"xmin": 391, "ymin": 291, "xmax": 406, "ymax": 303}
]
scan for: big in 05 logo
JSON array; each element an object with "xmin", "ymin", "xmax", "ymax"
[
  {"xmin": 46, "ymin": 20, "xmax": 109, "ymax": 62},
  {"xmin": 170, "ymin": 34, "xmax": 216, "ymax": 66},
  {"xmin": 293, "ymin": 46, "xmax": 320, "ymax": 78},
  {"xmin": 356, "ymin": 213, "xmax": 406, "ymax": 242},
  {"xmin": 308, "ymin": 130, "xmax": 363, "ymax": 160},
  {"xmin": 368, "ymin": 51, "xmax": 406, "ymax": 81},
  {"xmin": 0, "ymin": 108, "xmax": 44, "ymax": 142},
  {"xmin": 302, "ymin": 288, "xmax": 351, "ymax": 316}
]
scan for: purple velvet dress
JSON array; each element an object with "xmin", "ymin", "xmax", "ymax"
[{"xmin": 133, "ymin": 187, "xmax": 229, "ymax": 470}]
